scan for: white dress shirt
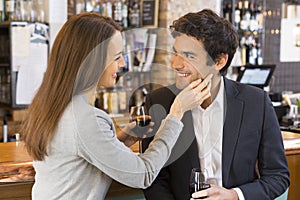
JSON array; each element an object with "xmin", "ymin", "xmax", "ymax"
[
  {"xmin": 192, "ymin": 77, "xmax": 245, "ymax": 200},
  {"xmin": 192, "ymin": 77, "xmax": 224, "ymax": 186}
]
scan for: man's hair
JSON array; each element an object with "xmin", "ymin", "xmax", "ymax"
[{"xmin": 170, "ymin": 9, "xmax": 239, "ymax": 75}]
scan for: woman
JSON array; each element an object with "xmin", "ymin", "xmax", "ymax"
[{"xmin": 22, "ymin": 13, "xmax": 212, "ymax": 199}]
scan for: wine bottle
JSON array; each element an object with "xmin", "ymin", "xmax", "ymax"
[
  {"xmin": 5, "ymin": 0, "xmax": 15, "ymax": 21},
  {"xmin": 223, "ymin": 3, "xmax": 232, "ymax": 23},
  {"xmin": 121, "ymin": 0, "xmax": 128, "ymax": 28},
  {"xmin": 102, "ymin": 0, "xmax": 112, "ymax": 18},
  {"xmin": 128, "ymin": 0, "xmax": 140, "ymax": 28},
  {"xmin": 234, "ymin": 2, "xmax": 241, "ymax": 30},
  {"xmin": 93, "ymin": 0, "xmax": 102, "ymax": 13},
  {"xmin": 117, "ymin": 77, "xmax": 127, "ymax": 113},
  {"xmin": 113, "ymin": 0, "xmax": 122, "ymax": 26},
  {"xmin": 0, "ymin": 0, "xmax": 4, "ymax": 21}
]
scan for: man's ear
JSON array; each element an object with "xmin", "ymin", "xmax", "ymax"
[{"xmin": 215, "ymin": 54, "xmax": 228, "ymax": 71}]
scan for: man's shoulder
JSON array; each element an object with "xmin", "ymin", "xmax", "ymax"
[{"xmin": 225, "ymin": 78, "xmax": 265, "ymax": 98}]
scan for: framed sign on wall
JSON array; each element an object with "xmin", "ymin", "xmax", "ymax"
[{"xmin": 141, "ymin": 0, "xmax": 159, "ymax": 28}]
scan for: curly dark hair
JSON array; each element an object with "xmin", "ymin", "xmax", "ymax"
[{"xmin": 170, "ymin": 9, "xmax": 239, "ymax": 75}]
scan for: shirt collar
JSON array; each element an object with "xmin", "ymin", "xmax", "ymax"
[{"xmin": 199, "ymin": 76, "xmax": 224, "ymax": 112}]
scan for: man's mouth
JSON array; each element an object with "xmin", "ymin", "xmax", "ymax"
[{"xmin": 177, "ymin": 72, "xmax": 191, "ymax": 77}]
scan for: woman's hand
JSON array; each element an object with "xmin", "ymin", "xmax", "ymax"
[
  {"xmin": 117, "ymin": 121, "xmax": 154, "ymax": 147},
  {"xmin": 190, "ymin": 185, "xmax": 239, "ymax": 200},
  {"xmin": 170, "ymin": 74, "xmax": 213, "ymax": 120}
]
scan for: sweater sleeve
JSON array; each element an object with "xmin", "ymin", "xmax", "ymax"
[{"xmin": 73, "ymin": 100, "xmax": 183, "ymax": 189}]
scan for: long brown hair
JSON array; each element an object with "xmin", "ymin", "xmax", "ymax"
[{"xmin": 22, "ymin": 13, "xmax": 121, "ymax": 161}]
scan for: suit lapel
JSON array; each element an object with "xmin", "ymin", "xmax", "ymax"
[{"xmin": 222, "ymin": 79, "xmax": 244, "ymax": 187}]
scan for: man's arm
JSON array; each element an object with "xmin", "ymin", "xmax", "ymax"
[{"xmin": 239, "ymin": 92, "xmax": 290, "ymax": 199}]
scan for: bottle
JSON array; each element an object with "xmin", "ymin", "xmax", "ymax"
[
  {"xmin": 223, "ymin": 3, "xmax": 232, "ymax": 23},
  {"xmin": 249, "ymin": 3, "xmax": 258, "ymax": 32},
  {"xmin": 108, "ymin": 88, "xmax": 119, "ymax": 114},
  {"xmin": 0, "ymin": 0, "xmax": 4, "ymax": 21},
  {"xmin": 92, "ymin": 0, "xmax": 102, "ymax": 13},
  {"xmin": 113, "ymin": 0, "xmax": 122, "ymax": 26},
  {"xmin": 20, "ymin": 0, "xmax": 30, "ymax": 21},
  {"xmin": 85, "ymin": 0, "xmax": 93, "ymax": 12},
  {"xmin": 75, "ymin": 0, "xmax": 85, "ymax": 14},
  {"xmin": 128, "ymin": 0, "xmax": 140, "ymax": 28},
  {"xmin": 117, "ymin": 77, "xmax": 127, "ymax": 113},
  {"xmin": 121, "ymin": 0, "xmax": 128, "ymax": 28},
  {"xmin": 234, "ymin": 2, "xmax": 241, "ymax": 30},
  {"xmin": 255, "ymin": 3, "xmax": 264, "ymax": 31},
  {"xmin": 249, "ymin": 42, "xmax": 257, "ymax": 65},
  {"xmin": 3, "ymin": 116, "xmax": 8, "ymax": 143},
  {"xmin": 102, "ymin": 0, "xmax": 112, "ymax": 18},
  {"xmin": 256, "ymin": 42, "xmax": 263, "ymax": 65},
  {"xmin": 5, "ymin": 0, "xmax": 15, "ymax": 21},
  {"xmin": 240, "ymin": 0, "xmax": 250, "ymax": 30}
]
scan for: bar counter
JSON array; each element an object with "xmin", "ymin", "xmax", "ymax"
[{"xmin": 0, "ymin": 132, "xmax": 300, "ymax": 200}]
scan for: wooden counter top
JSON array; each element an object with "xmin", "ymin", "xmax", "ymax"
[
  {"xmin": 0, "ymin": 142, "xmax": 34, "ymax": 184},
  {"xmin": 0, "ymin": 131, "xmax": 300, "ymax": 199},
  {"xmin": 282, "ymin": 131, "xmax": 300, "ymax": 155},
  {"xmin": 0, "ymin": 132, "xmax": 299, "ymax": 184},
  {"xmin": 0, "ymin": 142, "xmax": 31, "ymax": 163}
]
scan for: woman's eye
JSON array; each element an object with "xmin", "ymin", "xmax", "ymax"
[{"xmin": 114, "ymin": 56, "xmax": 121, "ymax": 61}]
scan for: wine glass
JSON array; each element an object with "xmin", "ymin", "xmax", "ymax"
[
  {"xmin": 189, "ymin": 168, "xmax": 211, "ymax": 199},
  {"xmin": 129, "ymin": 105, "xmax": 151, "ymax": 153}
]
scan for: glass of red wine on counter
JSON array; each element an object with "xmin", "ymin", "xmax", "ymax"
[
  {"xmin": 129, "ymin": 105, "xmax": 152, "ymax": 153},
  {"xmin": 190, "ymin": 168, "xmax": 211, "ymax": 199}
]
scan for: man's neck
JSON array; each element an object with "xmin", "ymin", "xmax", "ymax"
[{"xmin": 201, "ymin": 76, "xmax": 222, "ymax": 109}]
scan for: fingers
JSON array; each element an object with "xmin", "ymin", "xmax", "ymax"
[
  {"xmin": 189, "ymin": 78, "xmax": 202, "ymax": 89},
  {"xmin": 128, "ymin": 121, "xmax": 137, "ymax": 129},
  {"xmin": 191, "ymin": 185, "xmax": 215, "ymax": 199},
  {"xmin": 191, "ymin": 185, "xmax": 237, "ymax": 200},
  {"xmin": 193, "ymin": 74, "xmax": 213, "ymax": 93}
]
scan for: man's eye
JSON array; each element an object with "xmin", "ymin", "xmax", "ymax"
[
  {"xmin": 184, "ymin": 53, "xmax": 195, "ymax": 59},
  {"xmin": 171, "ymin": 48, "xmax": 177, "ymax": 54}
]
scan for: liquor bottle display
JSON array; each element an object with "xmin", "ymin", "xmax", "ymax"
[
  {"xmin": 72, "ymin": 0, "xmax": 141, "ymax": 29},
  {"xmin": 0, "ymin": 0, "xmax": 46, "ymax": 22},
  {"xmin": 223, "ymin": 0, "xmax": 265, "ymax": 66},
  {"xmin": 69, "ymin": 0, "xmax": 156, "ymax": 115}
]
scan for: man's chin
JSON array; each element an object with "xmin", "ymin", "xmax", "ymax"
[
  {"xmin": 175, "ymin": 82, "xmax": 188, "ymax": 90},
  {"xmin": 175, "ymin": 79, "xmax": 190, "ymax": 90}
]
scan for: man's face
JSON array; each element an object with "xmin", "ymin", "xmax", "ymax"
[{"xmin": 171, "ymin": 34, "xmax": 217, "ymax": 89}]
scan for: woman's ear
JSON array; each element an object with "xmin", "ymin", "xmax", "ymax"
[{"xmin": 215, "ymin": 54, "xmax": 228, "ymax": 71}]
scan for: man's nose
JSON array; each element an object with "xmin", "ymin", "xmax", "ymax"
[{"xmin": 171, "ymin": 54, "xmax": 184, "ymax": 69}]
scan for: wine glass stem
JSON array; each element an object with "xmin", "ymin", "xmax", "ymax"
[{"xmin": 139, "ymin": 140, "xmax": 143, "ymax": 154}]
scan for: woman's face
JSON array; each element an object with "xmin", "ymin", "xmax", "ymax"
[{"xmin": 99, "ymin": 31, "xmax": 126, "ymax": 88}]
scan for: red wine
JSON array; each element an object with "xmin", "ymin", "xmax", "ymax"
[
  {"xmin": 132, "ymin": 115, "xmax": 151, "ymax": 127},
  {"xmin": 189, "ymin": 183, "xmax": 210, "ymax": 199}
]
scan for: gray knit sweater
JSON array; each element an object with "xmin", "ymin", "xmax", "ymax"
[{"xmin": 32, "ymin": 95, "xmax": 183, "ymax": 200}]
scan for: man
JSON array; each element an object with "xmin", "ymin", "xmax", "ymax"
[{"xmin": 142, "ymin": 9, "xmax": 289, "ymax": 200}]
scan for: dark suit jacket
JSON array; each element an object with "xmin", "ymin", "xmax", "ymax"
[{"xmin": 142, "ymin": 78, "xmax": 290, "ymax": 200}]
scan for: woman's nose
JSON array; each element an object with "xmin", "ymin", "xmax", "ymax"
[
  {"xmin": 119, "ymin": 55, "xmax": 126, "ymax": 69},
  {"xmin": 171, "ymin": 54, "xmax": 184, "ymax": 69}
]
